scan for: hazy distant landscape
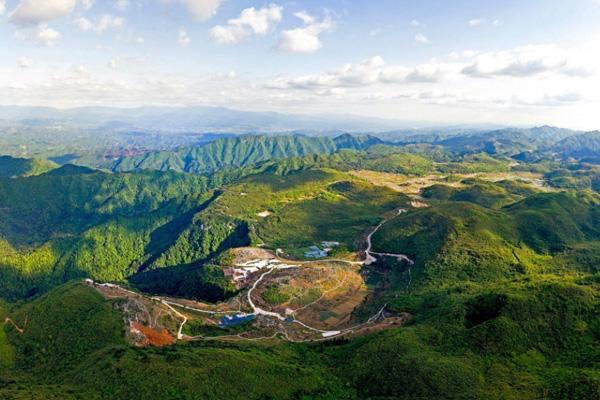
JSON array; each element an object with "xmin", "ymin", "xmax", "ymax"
[{"xmin": 3, "ymin": 1, "xmax": 600, "ymax": 399}]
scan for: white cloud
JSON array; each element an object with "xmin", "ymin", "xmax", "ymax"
[
  {"xmin": 414, "ymin": 33, "xmax": 429, "ymax": 44},
  {"xmin": 36, "ymin": 26, "xmax": 62, "ymax": 46},
  {"xmin": 178, "ymin": 28, "xmax": 190, "ymax": 46},
  {"xmin": 76, "ymin": 14, "xmax": 125, "ymax": 33},
  {"xmin": 294, "ymin": 10, "xmax": 315, "ymax": 25},
  {"xmin": 277, "ymin": 11, "xmax": 333, "ymax": 53},
  {"xmin": 9, "ymin": 0, "xmax": 76, "ymax": 25},
  {"xmin": 267, "ymin": 56, "xmax": 456, "ymax": 90},
  {"xmin": 267, "ymin": 57, "xmax": 382, "ymax": 89},
  {"xmin": 410, "ymin": 19, "xmax": 420, "ymax": 27},
  {"xmin": 17, "ymin": 57, "xmax": 33, "ymax": 68},
  {"xmin": 210, "ymin": 24, "xmax": 245, "ymax": 44},
  {"xmin": 469, "ymin": 18, "xmax": 486, "ymax": 27},
  {"xmin": 167, "ymin": 0, "xmax": 222, "ymax": 21},
  {"xmin": 461, "ymin": 45, "xmax": 587, "ymax": 78},
  {"xmin": 382, "ymin": 63, "xmax": 452, "ymax": 84},
  {"xmin": 96, "ymin": 14, "xmax": 125, "ymax": 32},
  {"xmin": 0, "ymin": 68, "xmax": 265, "ymax": 110},
  {"xmin": 0, "ymin": 0, "xmax": 6, "ymax": 15},
  {"xmin": 260, "ymin": 37, "xmax": 600, "ymax": 129},
  {"xmin": 135, "ymin": 36, "xmax": 145, "ymax": 44},
  {"xmin": 15, "ymin": 24, "xmax": 62, "ymax": 46},
  {"xmin": 210, "ymin": 5, "xmax": 282, "ymax": 45},
  {"xmin": 267, "ymin": 41, "xmax": 600, "ymax": 92}
]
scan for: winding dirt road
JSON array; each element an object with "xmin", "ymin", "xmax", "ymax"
[
  {"xmin": 247, "ymin": 267, "xmax": 341, "ymax": 336},
  {"xmin": 4, "ymin": 317, "xmax": 26, "ymax": 334},
  {"xmin": 364, "ymin": 209, "xmax": 414, "ymax": 266},
  {"xmin": 161, "ymin": 301, "xmax": 188, "ymax": 340}
]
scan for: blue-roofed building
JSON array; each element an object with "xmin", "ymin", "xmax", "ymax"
[{"xmin": 304, "ymin": 245, "xmax": 328, "ymax": 259}]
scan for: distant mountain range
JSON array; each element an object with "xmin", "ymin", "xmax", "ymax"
[
  {"xmin": 2, "ymin": 105, "xmax": 599, "ymax": 168},
  {"xmin": 0, "ymin": 105, "xmax": 423, "ymax": 133},
  {"xmin": 552, "ymin": 131, "xmax": 600, "ymax": 162}
]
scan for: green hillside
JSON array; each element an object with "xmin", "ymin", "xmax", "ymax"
[
  {"xmin": 7, "ymin": 283, "xmax": 124, "ymax": 372},
  {"xmin": 545, "ymin": 163, "xmax": 600, "ymax": 192},
  {"xmin": 243, "ymin": 146, "xmax": 508, "ymax": 177},
  {"xmin": 92, "ymin": 134, "xmax": 381, "ymax": 174},
  {"xmin": 2, "ymin": 283, "xmax": 353, "ymax": 400},
  {"xmin": 374, "ymin": 186, "xmax": 600, "ymax": 284},
  {"xmin": 0, "ymin": 166, "xmax": 218, "ymax": 300},
  {"xmin": 0, "ymin": 301, "xmax": 15, "ymax": 369},
  {"xmin": 0, "ymin": 156, "xmax": 57, "ymax": 178},
  {"xmin": 0, "ymin": 162, "xmax": 406, "ymax": 301},
  {"xmin": 67, "ymin": 133, "xmax": 515, "ymax": 180},
  {"xmin": 352, "ymin": 182, "xmax": 600, "ymax": 399}
]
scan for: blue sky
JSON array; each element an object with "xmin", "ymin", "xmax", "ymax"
[{"xmin": 2, "ymin": 0, "xmax": 600, "ymax": 129}]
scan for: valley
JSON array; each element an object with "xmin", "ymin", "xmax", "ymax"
[
  {"xmin": 83, "ymin": 194, "xmax": 417, "ymax": 345},
  {"xmin": 1, "ymin": 130, "xmax": 600, "ymax": 399}
]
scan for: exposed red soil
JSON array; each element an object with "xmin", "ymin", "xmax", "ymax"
[{"xmin": 131, "ymin": 322, "xmax": 176, "ymax": 347}]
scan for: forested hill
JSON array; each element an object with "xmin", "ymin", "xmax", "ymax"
[
  {"xmin": 91, "ymin": 134, "xmax": 382, "ymax": 174},
  {"xmin": 0, "ymin": 165, "xmax": 228, "ymax": 300},
  {"xmin": 0, "ymin": 156, "xmax": 57, "ymax": 178}
]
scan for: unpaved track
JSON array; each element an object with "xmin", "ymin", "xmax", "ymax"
[
  {"xmin": 364, "ymin": 209, "xmax": 414, "ymax": 266},
  {"xmin": 247, "ymin": 268, "xmax": 286, "ymax": 321},
  {"xmin": 161, "ymin": 301, "xmax": 188, "ymax": 340},
  {"xmin": 4, "ymin": 317, "xmax": 26, "ymax": 334},
  {"xmin": 247, "ymin": 268, "xmax": 340, "ymax": 335}
]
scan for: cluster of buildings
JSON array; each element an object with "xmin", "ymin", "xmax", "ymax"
[
  {"xmin": 304, "ymin": 241, "xmax": 340, "ymax": 259},
  {"xmin": 223, "ymin": 258, "xmax": 298, "ymax": 286}
]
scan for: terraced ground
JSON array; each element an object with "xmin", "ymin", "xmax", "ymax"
[{"xmin": 88, "ymin": 246, "xmax": 401, "ymax": 343}]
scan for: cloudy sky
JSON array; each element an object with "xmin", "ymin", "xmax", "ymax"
[{"xmin": 2, "ymin": 0, "xmax": 600, "ymax": 129}]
